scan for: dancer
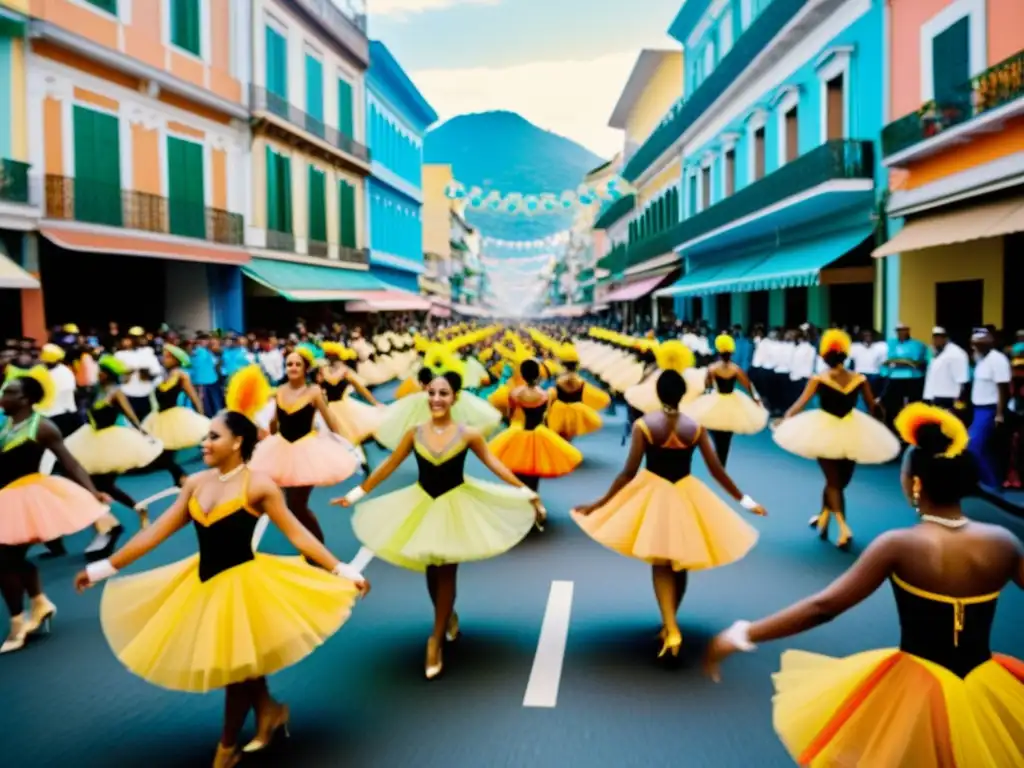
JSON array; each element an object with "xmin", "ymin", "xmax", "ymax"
[
  {"xmin": 75, "ymin": 366, "xmax": 369, "ymax": 768},
  {"xmin": 247, "ymin": 353, "xmax": 359, "ymax": 554},
  {"xmin": 705, "ymin": 403, "xmax": 1024, "ymax": 767},
  {"xmin": 333, "ymin": 356, "xmax": 543, "ymax": 679},
  {"xmin": 773, "ymin": 330, "xmax": 900, "ymax": 550},
  {"xmin": 0, "ymin": 366, "xmax": 109, "ymax": 653},
  {"xmin": 572, "ymin": 369, "xmax": 765, "ymax": 658},
  {"xmin": 546, "ymin": 345, "xmax": 609, "ymax": 441},
  {"xmin": 683, "ymin": 334, "xmax": 768, "ymax": 466},
  {"xmin": 318, "ymin": 341, "xmax": 384, "ymax": 472},
  {"xmin": 489, "ymin": 358, "xmax": 582, "ymax": 493}
]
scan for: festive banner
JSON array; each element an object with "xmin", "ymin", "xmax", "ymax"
[
  {"xmin": 444, "ymin": 176, "xmax": 634, "ymax": 215},
  {"xmin": 481, "ymin": 230, "xmax": 573, "ymax": 250}
]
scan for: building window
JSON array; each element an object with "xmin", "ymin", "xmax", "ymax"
[
  {"xmin": 724, "ymin": 149, "xmax": 736, "ymax": 196},
  {"xmin": 703, "ymin": 41, "xmax": 716, "ymax": 79},
  {"xmin": 920, "ymin": 0, "xmax": 986, "ymax": 103},
  {"xmin": 171, "ymin": 0, "xmax": 202, "ymax": 57},
  {"xmin": 753, "ymin": 127, "xmax": 766, "ymax": 180},
  {"xmin": 783, "ymin": 106, "xmax": 798, "ymax": 162},
  {"xmin": 167, "ymin": 135, "xmax": 205, "ymax": 238},
  {"xmin": 308, "ymin": 166, "xmax": 327, "ymax": 244},
  {"xmin": 338, "ymin": 179, "xmax": 357, "ymax": 248},
  {"xmin": 265, "ymin": 24, "xmax": 288, "ymax": 100},
  {"xmin": 687, "ymin": 172, "xmax": 698, "ymax": 217},
  {"xmin": 305, "ymin": 52, "xmax": 324, "ymax": 134},
  {"xmin": 825, "ymin": 74, "xmax": 845, "ymax": 140},
  {"xmin": 932, "ymin": 18, "xmax": 970, "ymax": 105},
  {"xmin": 85, "ymin": 0, "xmax": 117, "ymax": 15},
  {"xmin": 718, "ymin": 9, "xmax": 733, "ymax": 59},
  {"xmin": 73, "ymin": 105, "xmax": 121, "ymax": 226},
  {"xmin": 265, "ymin": 146, "xmax": 292, "ymax": 234},
  {"xmin": 338, "ymin": 78, "xmax": 354, "ymax": 138},
  {"xmin": 700, "ymin": 165, "xmax": 712, "ymax": 210}
]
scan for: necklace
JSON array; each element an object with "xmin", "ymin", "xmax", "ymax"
[
  {"xmin": 431, "ymin": 424, "xmax": 450, "ymax": 434},
  {"xmin": 218, "ymin": 465, "xmax": 246, "ymax": 482},
  {"xmin": 920, "ymin": 514, "xmax": 969, "ymax": 528}
]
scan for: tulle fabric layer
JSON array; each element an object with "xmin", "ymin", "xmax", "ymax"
[
  {"xmin": 605, "ymin": 361, "xmax": 646, "ymax": 392},
  {"xmin": 0, "ymin": 473, "xmax": 108, "ymax": 544},
  {"xmin": 328, "ymin": 396, "xmax": 385, "ymax": 444},
  {"xmin": 99, "ymin": 553, "xmax": 359, "ymax": 693},
  {"xmin": 394, "ymin": 376, "xmax": 421, "ymax": 399},
  {"xmin": 625, "ymin": 369, "xmax": 706, "ymax": 413},
  {"xmin": 375, "ymin": 392, "xmax": 502, "ymax": 451},
  {"xmin": 684, "ymin": 391, "xmax": 769, "ymax": 434},
  {"xmin": 248, "ymin": 432, "xmax": 359, "ymax": 487},
  {"xmin": 546, "ymin": 400, "xmax": 602, "ymax": 439},
  {"xmin": 571, "ymin": 471, "xmax": 758, "ymax": 571},
  {"xmin": 356, "ymin": 359, "xmax": 389, "ymax": 386},
  {"xmin": 351, "ymin": 478, "xmax": 536, "ymax": 572},
  {"xmin": 488, "ymin": 384, "xmax": 511, "ymax": 413},
  {"xmin": 773, "ymin": 409, "xmax": 900, "ymax": 464},
  {"xmin": 141, "ymin": 407, "xmax": 211, "ymax": 451},
  {"xmin": 581, "ymin": 384, "xmax": 611, "ymax": 411},
  {"xmin": 64, "ymin": 425, "xmax": 164, "ymax": 475},
  {"xmin": 462, "ymin": 358, "xmax": 490, "ymax": 389},
  {"xmin": 772, "ymin": 648, "xmax": 1024, "ymax": 767},
  {"xmin": 488, "ymin": 424, "xmax": 583, "ymax": 477}
]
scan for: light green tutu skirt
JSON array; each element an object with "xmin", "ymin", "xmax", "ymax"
[{"xmin": 374, "ymin": 392, "xmax": 502, "ymax": 451}]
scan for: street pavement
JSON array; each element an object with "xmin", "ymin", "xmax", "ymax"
[{"xmin": 5, "ymin": 391, "xmax": 1024, "ymax": 767}]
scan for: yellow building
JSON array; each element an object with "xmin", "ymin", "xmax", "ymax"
[{"xmin": 419, "ymin": 163, "xmax": 453, "ymax": 302}]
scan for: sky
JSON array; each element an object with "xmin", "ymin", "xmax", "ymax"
[{"xmin": 368, "ymin": 0, "xmax": 683, "ymax": 158}]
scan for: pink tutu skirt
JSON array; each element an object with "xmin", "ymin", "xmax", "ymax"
[
  {"xmin": 0, "ymin": 473, "xmax": 109, "ymax": 545},
  {"xmin": 249, "ymin": 432, "xmax": 359, "ymax": 488}
]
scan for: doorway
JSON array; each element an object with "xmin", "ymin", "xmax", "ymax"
[
  {"xmin": 1004, "ymin": 233, "xmax": 1023, "ymax": 340},
  {"xmin": 936, "ymin": 279, "xmax": 983, "ymax": 349}
]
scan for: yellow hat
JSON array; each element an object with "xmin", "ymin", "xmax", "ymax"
[
  {"xmin": 62, "ymin": 323, "xmax": 80, "ymax": 334},
  {"xmin": 714, "ymin": 334, "xmax": 736, "ymax": 354},
  {"xmin": 128, "ymin": 326, "xmax": 145, "ymax": 337},
  {"xmin": 40, "ymin": 343, "xmax": 66, "ymax": 364}
]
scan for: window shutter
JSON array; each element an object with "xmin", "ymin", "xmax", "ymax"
[
  {"xmin": 339, "ymin": 180, "xmax": 356, "ymax": 248},
  {"xmin": 931, "ymin": 17, "xmax": 970, "ymax": 107},
  {"xmin": 266, "ymin": 26, "xmax": 287, "ymax": 100},
  {"xmin": 279, "ymin": 154, "xmax": 293, "ymax": 233},
  {"xmin": 266, "ymin": 146, "xmax": 280, "ymax": 231},
  {"xmin": 172, "ymin": 0, "xmax": 201, "ymax": 56},
  {"xmin": 338, "ymin": 78, "xmax": 354, "ymax": 138},
  {"xmin": 305, "ymin": 54, "xmax": 324, "ymax": 125},
  {"xmin": 307, "ymin": 166, "xmax": 326, "ymax": 242}
]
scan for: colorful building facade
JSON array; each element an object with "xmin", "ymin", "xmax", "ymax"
[
  {"xmin": 420, "ymin": 162, "xmax": 453, "ymax": 308},
  {"xmin": 873, "ymin": 0, "xmax": 1023, "ymax": 345},
  {"xmin": 365, "ymin": 39, "xmax": 436, "ymax": 295}
]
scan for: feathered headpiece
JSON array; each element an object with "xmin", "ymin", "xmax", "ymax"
[
  {"xmin": 3, "ymin": 365, "xmax": 57, "ymax": 412},
  {"xmin": 893, "ymin": 403, "xmax": 968, "ymax": 459},
  {"xmin": 557, "ymin": 344, "xmax": 579, "ymax": 363},
  {"xmin": 715, "ymin": 334, "xmax": 736, "ymax": 354},
  {"xmin": 423, "ymin": 345, "xmax": 466, "ymax": 381},
  {"xmin": 225, "ymin": 365, "xmax": 271, "ymax": 420},
  {"xmin": 819, "ymin": 329, "xmax": 852, "ymax": 357},
  {"xmin": 654, "ymin": 340, "xmax": 695, "ymax": 373},
  {"xmin": 164, "ymin": 344, "xmax": 191, "ymax": 367},
  {"xmin": 322, "ymin": 341, "xmax": 357, "ymax": 361},
  {"xmin": 40, "ymin": 343, "xmax": 65, "ymax": 364},
  {"xmin": 97, "ymin": 354, "xmax": 129, "ymax": 377},
  {"xmin": 293, "ymin": 344, "xmax": 317, "ymax": 366}
]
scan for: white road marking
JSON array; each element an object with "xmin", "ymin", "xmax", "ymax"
[
  {"xmin": 251, "ymin": 515, "xmax": 270, "ymax": 550},
  {"xmin": 135, "ymin": 486, "xmax": 180, "ymax": 509},
  {"xmin": 349, "ymin": 546, "xmax": 375, "ymax": 574},
  {"xmin": 523, "ymin": 580, "xmax": 574, "ymax": 708}
]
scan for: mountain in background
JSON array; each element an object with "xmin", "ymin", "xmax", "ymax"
[{"xmin": 424, "ymin": 111, "xmax": 605, "ymax": 242}]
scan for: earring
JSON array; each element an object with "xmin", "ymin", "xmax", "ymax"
[{"xmin": 912, "ymin": 476, "xmax": 921, "ymax": 510}]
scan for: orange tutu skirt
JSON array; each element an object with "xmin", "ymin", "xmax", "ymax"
[
  {"xmin": 488, "ymin": 425, "xmax": 582, "ymax": 478},
  {"xmin": 0, "ymin": 473, "xmax": 108, "ymax": 545},
  {"xmin": 773, "ymin": 649, "xmax": 1024, "ymax": 767},
  {"xmin": 395, "ymin": 376, "xmax": 420, "ymax": 399},
  {"xmin": 572, "ymin": 471, "xmax": 758, "ymax": 571},
  {"xmin": 328, "ymin": 396, "xmax": 385, "ymax": 444},
  {"xmin": 249, "ymin": 432, "xmax": 359, "ymax": 487},
  {"xmin": 546, "ymin": 400, "xmax": 602, "ymax": 439}
]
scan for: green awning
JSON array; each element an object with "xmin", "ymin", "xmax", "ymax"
[
  {"xmin": 656, "ymin": 227, "xmax": 872, "ymax": 297},
  {"xmin": 243, "ymin": 257, "xmax": 388, "ymax": 301},
  {"xmin": 0, "ymin": 6, "xmax": 27, "ymax": 36}
]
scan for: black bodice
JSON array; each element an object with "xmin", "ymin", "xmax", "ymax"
[
  {"xmin": 193, "ymin": 511, "xmax": 258, "ymax": 582},
  {"xmin": 416, "ymin": 447, "xmax": 468, "ymax": 498},
  {"xmin": 277, "ymin": 402, "xmax": 316, "ymax": 442},
  {"xmin": 0, "ymin": 417, "xmax": 46, "ymax": 490},
  {"xmin": 521, "ymin": 404, "xmax": 546, "ymax": 430},
  {"xmin": 817, "ymin": 381, "xmax": 860, "ymax": 418},
  {"xmin": 153, "ymin": 379, "xmax": 182, "ymax": 411},
  {"xmin": 714, "ymin": 376, "xmax": 737, "ymax": 394},
  {"xmin": 556, "ymin": 385, "xmax": 584, "ymax": 403},
  {"xmin": 87, "ymin": 398, "xmax": 123, "ymax": 430},
  {"xmin": 892, "ymin": 578, "xmax": 997, "ymax": 678},
  {"xmin": 644, "ymin": 442, "xmax": 695, "ymax": 483},
  {"xmin": 322, "ymin": 374, "xmax": 351, "ymax": 403}
]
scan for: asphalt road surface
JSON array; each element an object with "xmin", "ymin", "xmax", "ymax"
[{"xmin": 6, "ymin": 391, "xmax": 1024, "ymax": 767}]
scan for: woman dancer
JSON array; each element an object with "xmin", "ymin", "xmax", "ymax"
[
  {"xmin": 75, "ymin": 366, "xmax": 369, "ymax": 768},
  {"xmin": 140, "ymin": 344, "xmax": 209, "ymax": 486},
  {"xmin": 489, "ymin": 358, "xmax": 582, "ymax": 494},
  {"xmin": 318, "ymin": 342, "xmax": 384, "ymax": 473},
  {"xmin": 248, "ymin": 353, "xmax": 359, "ymax": 553},
  {"xmin": 0, "ymin": 367, "xmax": 109, "ymax": 653},
  {"xmin": 546, "ymin": 345, "xmax": 609, "ymax": 441},
  {"xmin": 705, "ymin": 403, "xmax": 1024, "ymax": 766},
  {"xmin": 333, "ymin": 356, "xmax": 543, "ymax": 679},
  {"xmin": 623, "ymin": 341, "xmax": 705, "ymax": 447},
  {"xmin": 773, "ymin": 330, "xmax": 900, "ymax": 550},
  {"xmin": 683, "ymin": 334, "xmax": 768, "ymax": 466},
  {"xmin": 573, "ymin": 370, "xmax": 765, "ymax": 659}
]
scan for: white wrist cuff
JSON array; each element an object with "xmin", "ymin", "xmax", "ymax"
[
  {"xmin": 86, "ymin": 559, "xmax": 118, "ymax": 584},
  {"xmin": 723, "ymin": 620, "xmax": 757, "ymax": 652},
  {"xmin": 345, "ymin": 487, "xmax": 366, "ymax": 504},
  {"xmin": 332, "ymin": 562, "xmax": 363, "ymax": 581},
  {"xmin": 740, "ymin": 495, "xmax": 759, "ymax": 511}
]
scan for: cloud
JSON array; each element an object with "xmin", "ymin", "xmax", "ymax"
[
  {"xmin": 411, "ymin": 50, "xmax": 643, "ymax": 158},
  {"xmin": 371, "ymin": 0, "xmax": 499, "ymax": 20}
]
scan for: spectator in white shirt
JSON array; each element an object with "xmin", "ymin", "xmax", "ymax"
[
  {"xmin": 923, "ymin": 327, "xmax": 970, "ymax": 412},
  {"xmin": 772, "ymin": 330, "xmax": 796, "ymax": 416},
  {"xmin": 789, "ymin": 330, "xmax": 817, "ymax": 408},
  {"xmin": 39, "ymin": 344, "xmax": 81, "ymax": 437},
  {"xmin": 114, "ymin": 329, "xmax": 162, "ymax": 421},
  {"xmin": 968, "ymin": 328, "xmax": 1011, "ymax": 488},
  {"xmin": 849, "ymin": 329, "xmax": 887, "ymax": 391},
  {"xmin": 258, "ymin": 338, "xmax": 285, "ymax": 385}
]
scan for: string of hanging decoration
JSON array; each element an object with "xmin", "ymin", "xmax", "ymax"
[{"xmin": 443, "ymin": 175, "xmax": 634, "ymax": 215}]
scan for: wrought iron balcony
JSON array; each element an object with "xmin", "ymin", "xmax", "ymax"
[
  {"xmin": 251, "ymin": 86, "xmax": 370, "ymax": 165},
  {"xmin": 0, "ymin": 159, "xmax": 30, "ymax": 204},
  {"xmin": 43, "ymin": 175, "xmax": 244, "ymax": 245},
  {"xmin": 626, "ymin": 139, "xmax": 874, "ymax": 266},
  {"xmin": 882, "ymin": 48, "xmax": 1024, "ymax": 160},
  {"xmin": 265, "ymin": 229, "xmax": 296, "ymax": 253},
  {"xmin": 308, "ymin": 239, "xmax": 329, "ymax": 257},
  {"xmin": 623, "ymin": 0, "xmax": 811, "ymax": 182},
  {"xmin": 337, "ymin": 245, "xmax": 369, "ymax": 265},
  {"xmin": 593, "ymin": 194, "xmax": 634, "ymax": 230},
  {"xmin": 598, "ymin": 243, "xmax": 627, "ymax": 277}
]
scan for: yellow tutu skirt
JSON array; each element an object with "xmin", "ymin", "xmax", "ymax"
[
  {"xmin": 99, "ymin": 553, "xmax": 360, "ymax": 693},
  {"xmin": 684, "ymin": 391, "xmax": 768, "ymax": 434},
  {"xmin": 582, "ymin": 385, "xmax": 611, "ymax": 411},
  {"xmin": 65, "ymin": 424, "xmax": 164, "ymax": 475},
  {"xmin": 395, "ymin": 376, "xmax": 420, "ymax": 399},
  {"xmin": 356, "ymin": 359, "xmax": 388, "ymax": 386},
  {"xmin": 351, "ymin": 478, "xmax": 536, "ymax": 572},
  {"xmin": 572, "ymin": 470, "xmax": 758, "ymax": 571},
  {"xmin": 248, "ymin": 432, "xmax": 359, "ymax": 487},
  {"xmin": 773, "ymin": 409, "xmax": 900, "ymax": 463},
  {"xmin": 488, "ymin": 384, "xmax": 511, "ymax": 412},
  {"xmin": 375, "ymin": 392, "xmax": 502, "ymax": 451},
  {"xmin": 772, "ymin": 649, "xmax": 1024, "ymax": 767},
  {"xmin": 0, "ymin": 473, "xmax": 108, "ymax": 544},
  {"xmin": 605, "ymin": 361, "xmax": 646, "ymax": 392},
  {"xmin": 328, "ymin": 396, "xmax": 385, "ymax": 444},
  {"xmin": 546, "ymin": 400, "xmax": 602, "ymax": 439},
  {"xmin": 141, "ymin": 407, "xmax": 211, "ymax": 451},
  {"xmin": 488, "ymin": 425, "xmax": 583, "ymax": 477}
]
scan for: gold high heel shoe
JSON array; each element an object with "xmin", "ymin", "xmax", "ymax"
[
  {"xmin": 1, "ymin": 614, "xmax": 29, "ymax": 654},
  {"xmin": 212, "ymin": 743, "xmax": 240, "ymax": 768},
  {"xmin": 242, "ymin": 702, "xmax": 290, "ymax": 753},
  {"xmin": 446, "ymin": 612, "xmax": 460, "ymax": 642},
  {"xmin": 835, "ymin": 513, "xmax": 853, "ymax": 551},
  {"xmin": 425, "ymin": 637, "xmax": 444, "ymax": 680},
  {"xmin": 25, "ymin": 596, "xmax": 56, "ymax": 635},
  {"xmin": 809, "ymin": 509, "xmax": 831, "ymax": 540},
  {"xmin": 658, "ymin": 629, "xmax": 682, "ymax": 658}
]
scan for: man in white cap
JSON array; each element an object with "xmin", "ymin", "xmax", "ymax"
[
  {"xmin": 881, "ymin": 321, "xmax": 926, "ymax": 431},
  {"xmin": 969, "ymin": 327, "xmax": 1011, "ymax": 488},
  {"xmin": 923, "ymin": 327, "xmax": 970, "ymax": 413},
  {"xmin": 114, "ymin": 326, "xmax": 162, "ymax": 421}
]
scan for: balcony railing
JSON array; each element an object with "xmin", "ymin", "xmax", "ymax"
[
  {"xmin": 44, "ymin": 176, "xmax": 244, "ymax": 245},
  {"xmin": 598, "ymin": 243, "xmax": 627, "ymax": 276},
  {"xmin": 251, "ymin": 86, "xmax": 370, "ymax": 164},
  {"xmin": 623, "ymin": 0, "xmax": 810, "ymax": 182},
  {"xmin": 593, "ymin": 194, "xmax": 635, "ymax": 230},
  {"xmin": 882, "ymin": 48, "xmax": 1024, "ymax": 158},
  {"xmin": 626, "ymin": 139, "xmax": 873, "ymax": 266},
  {"xmin": 266, "ymin": 229, "xmax": 296, "ymax": 253},
  {"xmin": 308, "ymin": 239, "xmax": 329, "ymax": 257},
  {"xmin": 0, "ymin": 159, "xmax": 29, "ymax": 204}
]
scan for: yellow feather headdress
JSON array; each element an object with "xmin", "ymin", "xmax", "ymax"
[
  {"xmin": 893, "ymin": 403, "xmax": 969, "ymax": 459},
  {"xmin": 225, "ymin": 365, "xmax": 271, "ymax": 420},
  {"xmin": 654, "ymin": 341, "xmax": 695, "ymax": 373},
  {"xmin": 423, "ymin": 345, "xmax": 466, "ymax": 382},
  {"xmin": 322, "ymin": 341, "xmax": 357, "ymax": 361},
  {"xmin": 3, "ymin": 365, "xmax": 57, "ymax": 412},
  {"xmin": 715, "ymin": 334, "xmax": 736, "ymax": 354},
  {"xmin": 819, "ymin": 329, "xmax": 852, "ymax": 357}
]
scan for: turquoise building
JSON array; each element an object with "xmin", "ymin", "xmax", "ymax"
[
  {"xmin": 365, "ymin": 41, "xmax": 437, "ymax": 294},
  {"xmin": 620, "ymin": 0, "xmax": 888, "ymax": 331}
]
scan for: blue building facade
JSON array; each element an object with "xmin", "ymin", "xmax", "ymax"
[
  {"xmin": 630, "ymin": 0, "xmax": 886, "ymax": 332},
  {"xmin": 365, "ymin": 41, "xmax": 437, "ymax": 294}
]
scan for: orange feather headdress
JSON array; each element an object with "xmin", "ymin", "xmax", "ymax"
[
  {"xmin": 225, "ymin": 365, "xmax": 271, "ymax": 420},
  {"xmin": 893, "ymin": 403, "xmax": 968, "ymax": 458}
]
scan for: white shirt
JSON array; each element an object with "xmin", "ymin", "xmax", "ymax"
[
  {"xmin": 751, "ymin": 338, "xmax": 768, "ymax": 368},
  {"xmin": 849, "ymin": 342, "xmax": 887, "ymax": 375},
  {"xmin": 971, "ymin": 350, "xmax": 1011, "ymax": 406},
  {"xmin": 774, "ymin": 341, "xmax": 795, "ymax": 375},
  {"xmin": 923, "ymin": 343, "xmax": 970, "ymax": 401},
  {"xmin": 41, "ymin": 364, "xmax": 77, "ymax": 417},
  {"xmin": 758, "ymin": 338, "xmax": 778, "ymax": 370},
  {"xmin": 790, "ymin": 342, "xmax": 817, "ymax": 380},
  {"xmin": 259, "ymin": 348, "xmax": 285, "ymax": 382},
  {"xmin": 682, "ymin": 332, "xmax": 709, "ymax": 356},
  {"xmin": 115, "ymin": 347, "xmax": 162, "ymax": 398}
]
